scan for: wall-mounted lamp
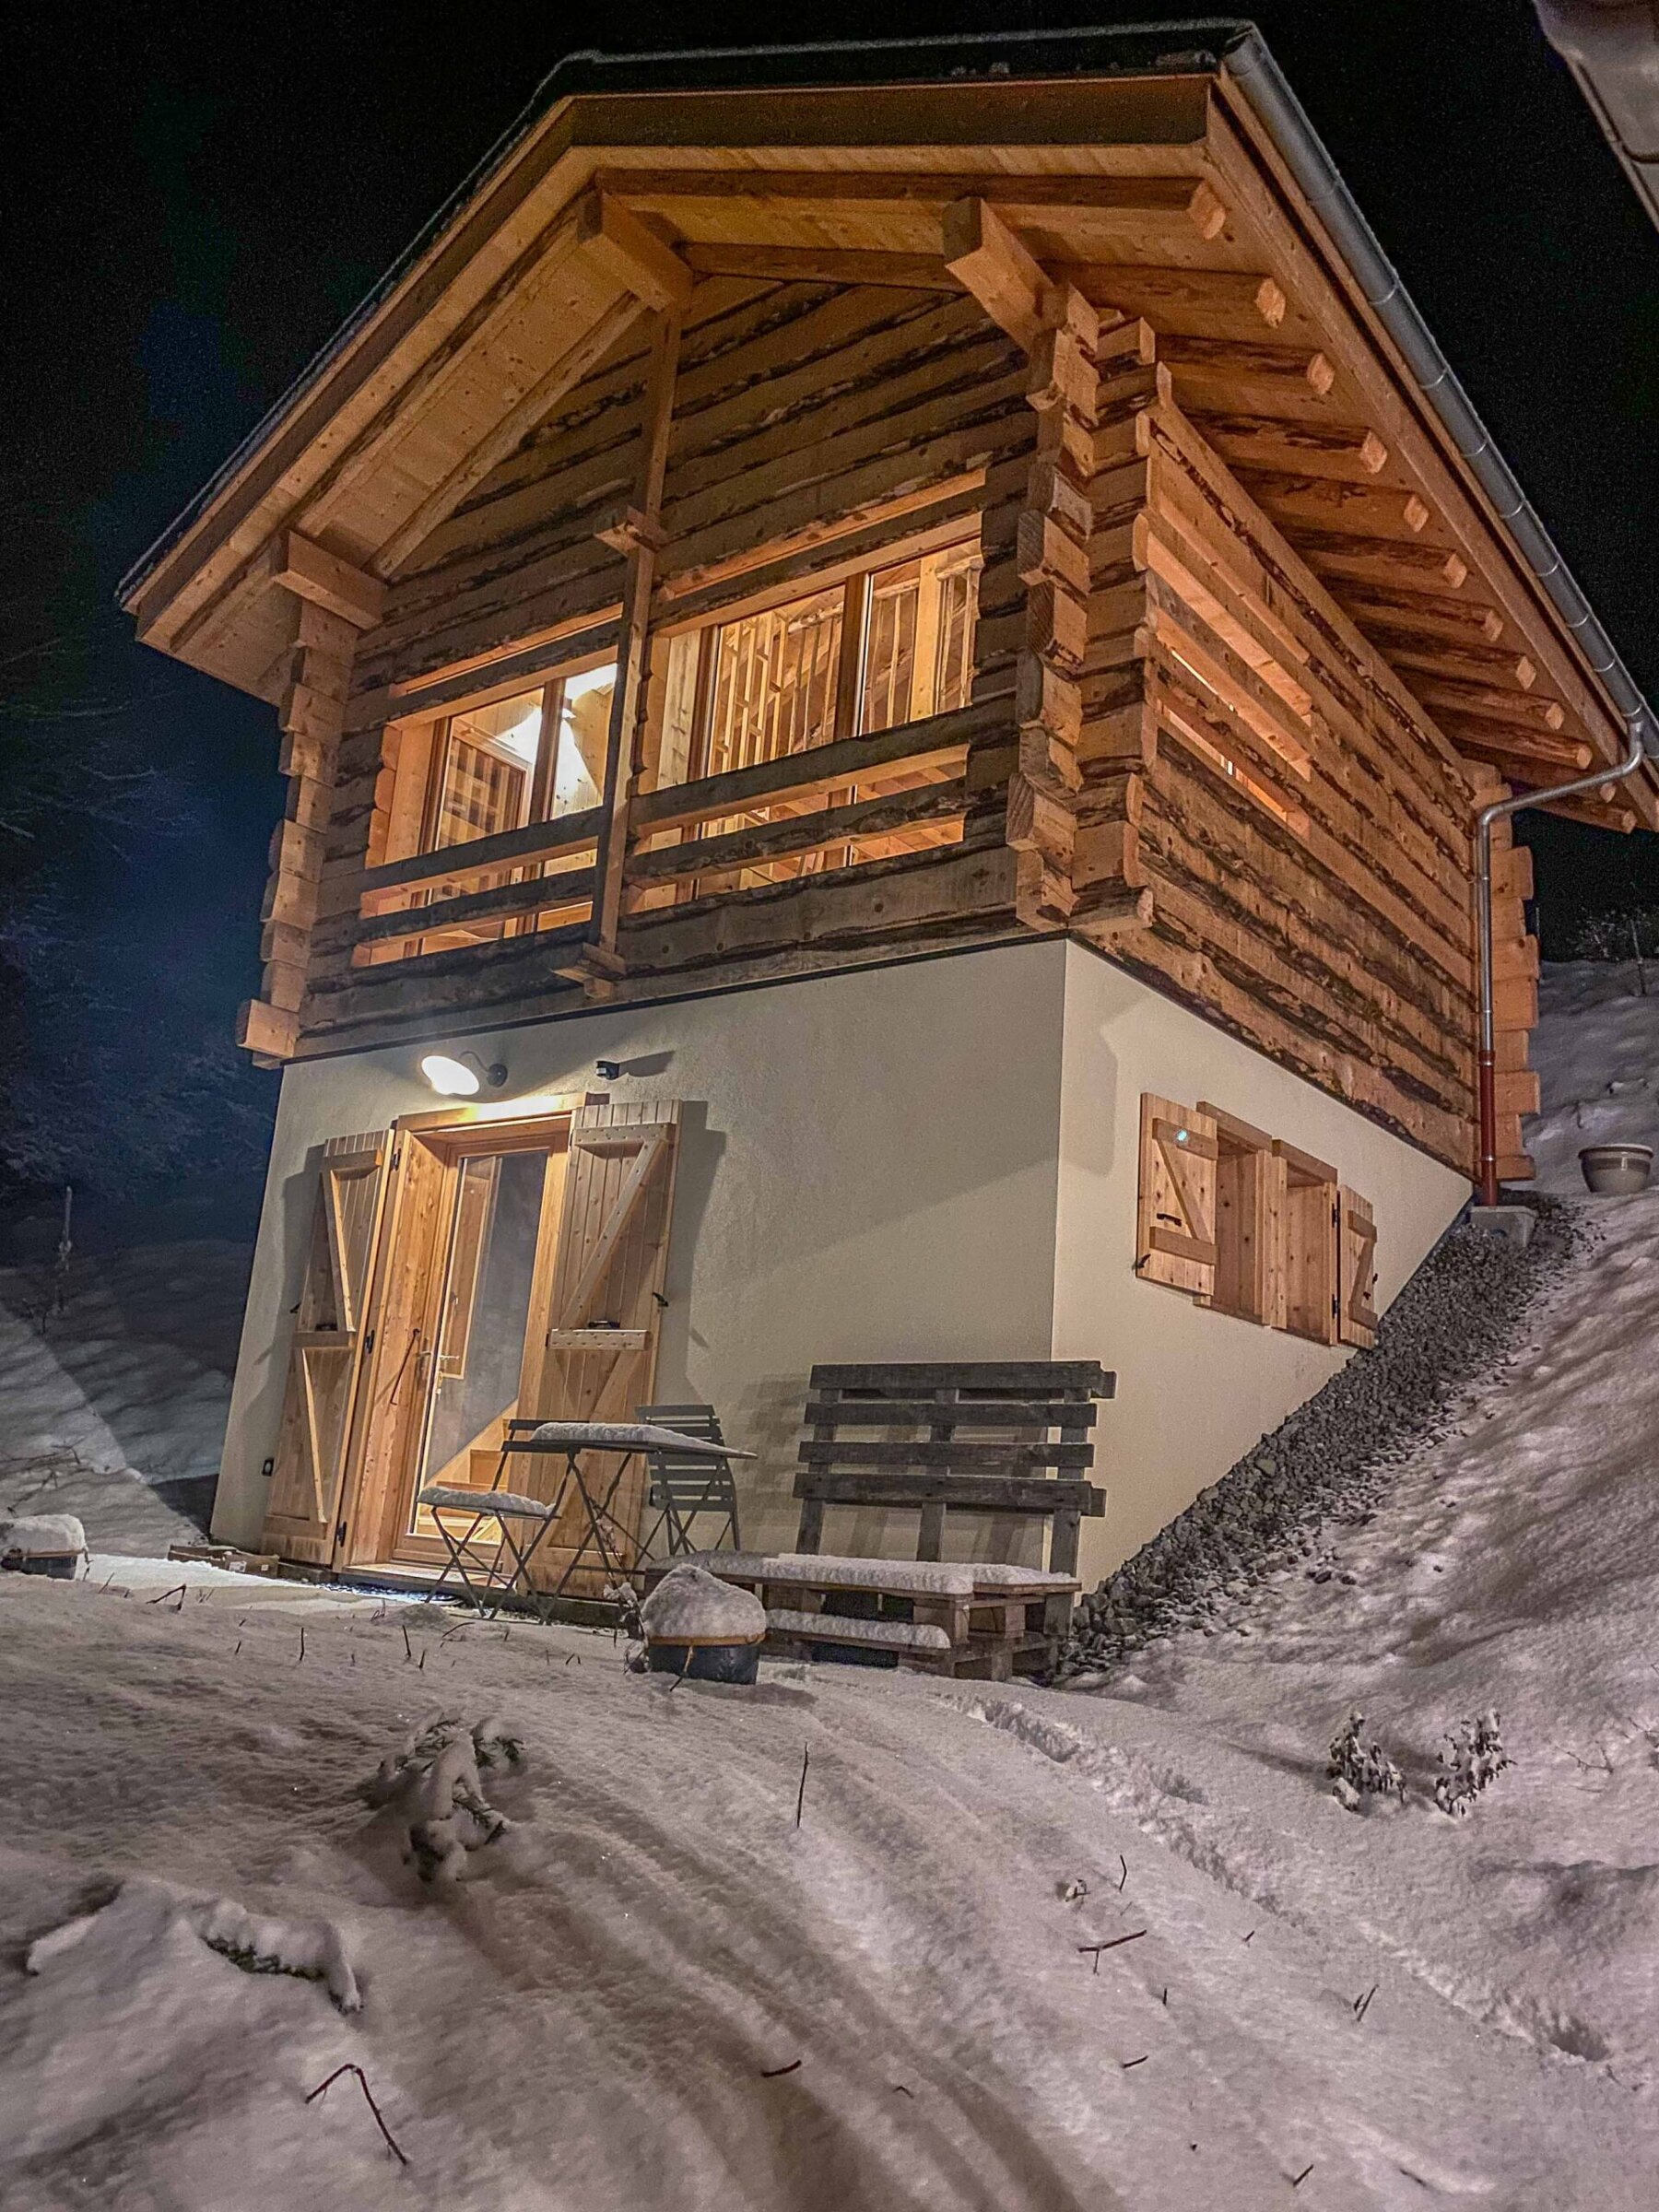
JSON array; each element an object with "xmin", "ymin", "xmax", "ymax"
[
  {"xmin": 419, "ymin": 1050, "xmax": 508, "ymax": 1098},
  {"xmin": 594, "ymin": 1059, "xmax": 622, "ymax": 1081}
]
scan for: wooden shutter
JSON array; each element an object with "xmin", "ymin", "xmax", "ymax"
[
  {"xmin": 520, "ymin": 1100, "xmax": 682, "ymax": 1591},
  {"xmin": 1277, "ymin": 1139, "xmax": 1339, "ymax": 1345},
  {"xmin": 261, "ymin": 1133, "xmax": 391, "ymax": 1565},
  {"xmin": 1135, "ymin": 1094, "xmax": 1218, "ymax": 1294},
  {"xmin": 1196, "ymin": 1102, "xmax": 1286, "ymax": 1326},
  {"xmin": 1336, "ymin": 1189, "xmax": 1379, "ymax": 1348}
]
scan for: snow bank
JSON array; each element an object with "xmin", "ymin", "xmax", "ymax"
[
  {"xmin": 1527, "ymin": 961, "xmax": 1659, "ymax": 1193},
  {"xmin": 641, "ymin": 1564, "xmax": 767, "ymax": 1643}
]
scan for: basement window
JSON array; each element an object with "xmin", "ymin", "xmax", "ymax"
[{"xmin": 1195, "ymin": 1103, "xmax": 1283, "ymax": 1326}]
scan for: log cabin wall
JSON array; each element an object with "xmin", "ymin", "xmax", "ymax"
[
  {"xmin": 298, "ymin": 277, "xmax": 1036, "ymax": 1052},
  {"xmin": 1009, "ymin": 312, "xmax": 1490, "ymax": 1176},
  {"xmin": 286, "ymin": 277, "xmax": 1512, "ymax": 1181}
]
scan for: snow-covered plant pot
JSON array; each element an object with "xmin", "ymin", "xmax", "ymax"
[
  {"xmin": 0, "ymin": 1512, "xmax": 87, "ymax": 1582},
  {"xmin": 640, "ymin": 1565, "xmax": 768, "ymax": 1684},
  {"xmin": 1579, "ymin": 1142, "xmax": 1653, "ymax": 1194}
]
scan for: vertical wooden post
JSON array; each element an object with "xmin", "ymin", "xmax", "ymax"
[{"xmin": 581, "ymin": 312, "xmax": 681, "ymax": 995}]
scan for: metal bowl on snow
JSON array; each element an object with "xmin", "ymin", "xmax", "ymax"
[{"xmin": 1579, "ymin": 1143, "xmax": 1654, "ymax": 1194}]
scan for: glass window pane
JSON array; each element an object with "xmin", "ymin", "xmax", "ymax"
[
  {"xmin": 546, "ymin": 663, "xmax": 615, "ymax": 818},
  {"xmin": 860, "ymin": 560, "xmax": 921, "ymax": 735},
  {"xmin": 705, "ymin": 587, "xmax": 844, "ymax": 773},
  {"xmin": 429, "ymin": 688, "xmax": 542, "ymax": 848},
  {"xmin": 415, "ymin": 1147, "xmax": 550, "ymax": 1521},
  {"xmin": 932, "ymin": 552, "xmax": 982, "ymax": 714}
]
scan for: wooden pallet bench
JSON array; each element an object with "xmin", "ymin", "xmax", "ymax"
[
  {"xmin": 796, "ymin": 1360, "xmax": 1111, "ymax": 1574},
  {"xmin": 663, "ymin": 1550, "xmax": 1082, "ymax": 1679}
]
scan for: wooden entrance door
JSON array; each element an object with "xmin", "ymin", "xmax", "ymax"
[
  {"xmin": 347, "ymin": 1118, "xmax": 570, "ymax": 1569},
  {"xmin": 265, "ymin": 1099, "xmax": 684, "ymax": 1580}
]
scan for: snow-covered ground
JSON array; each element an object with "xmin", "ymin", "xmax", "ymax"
[
  {"xmin": 3, "ymin": 972, "xmax": 1659, "ymax": 2207},
  {"xmin": 1527, "ymin": 959, "xmax": 1659, "ymax": 1193},
  {"xmin": 0, "ymin": 1241, "xmax": 249, "ymax": 1554}
]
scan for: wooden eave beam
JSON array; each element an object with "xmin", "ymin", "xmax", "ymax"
[
  {"xmin": 1186, "ymin": 408, "xmax": 1388, "ymax": 478},
  {"xmin": 941, "ymin": 197, "xmax": 1051, "ymax": 352},
  {"xmin": 575, "ymin": 190, "xmax": 694, "ymax": 312},
  {"xmin": 1229, "ymin": 465, "xmax": 1430, "ymax": 541},
  {"xmin": 274, "ymin": 532, "xmax": 385, "ymax": 630},
  {"xmin": 594, "ymin": 166, "xmax": 1227, "ymax": 231},
  {"xmin": 1365, "ymin": 633, "xmax": 1536, "ymax": 689},
  {"xmin": 1336, "ymin": 584, "xmax": 1506, "ymax": 644},
  {"xmin": 681, "ymin": 242, "xmax": 959, "ymax": 289}
]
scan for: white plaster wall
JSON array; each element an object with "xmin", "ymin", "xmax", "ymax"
[
  {"xmin": 214, "ymin": 943, "xmax": 1066, "ymax": 1550},
  {"xmin": 1053, "ymin": 942, "xmax": 1470, "ymax": 1583}
]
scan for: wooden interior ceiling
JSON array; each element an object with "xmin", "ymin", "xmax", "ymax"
[{"xmin": 128, "ymin": 76, "xmax": 1653, "ymax": 831}]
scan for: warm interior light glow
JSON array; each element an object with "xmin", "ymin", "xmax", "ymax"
[{"xmin": 420, "ymin": 1053, "xmax": 483, "ymax": 1097}]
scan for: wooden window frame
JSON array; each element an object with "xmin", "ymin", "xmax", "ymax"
[
  {"xmin": 1195, "ymin": 1102, "xmax": 1286, "ymax": 1327},
  {"xmin": 406, "ymin": 648, "xmax": 618, "ymax": 868},
  {"xmin": 659, "ymin": 519, "xmax": 984, "ymax": 787},
  {"xmin": 1135, "ymin": 1093, "xmax": 1374, "ymax": 1353}
]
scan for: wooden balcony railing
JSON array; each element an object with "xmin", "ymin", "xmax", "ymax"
[{"xmin": 349, "ymin": 700, "xmax": 999, "ymax": 971}]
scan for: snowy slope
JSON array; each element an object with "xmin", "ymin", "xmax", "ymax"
[
  {"xmin": 3, "ymin": 976, "xmax": 1659, "ymax": 2206},
  {"xmin": 1526, "ymin": 960, "xmax": 1659, "ymax": 1194},
  {"xmin": 0, "ymin": 1241, "xmax": 248, "ymax": 1553}
]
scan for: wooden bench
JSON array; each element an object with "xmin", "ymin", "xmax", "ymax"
[{"xmin": 795, "ymin": 1360, "xmax": 1112, "ymax": 1577}]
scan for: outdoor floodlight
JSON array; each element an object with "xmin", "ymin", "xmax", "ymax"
[{"xmin": 419, "ymin": 1050, "xmax": 508, "ymax": 1098}]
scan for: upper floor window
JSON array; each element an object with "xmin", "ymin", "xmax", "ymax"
[
  {"xmin": 421, "ymin": 663, "xmax": 617, "ymax": 852},
  {"xmin": 658, "ymin": 535, "xmax": 982, "ymax": 786}
]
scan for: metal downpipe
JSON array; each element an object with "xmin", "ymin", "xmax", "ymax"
[{"xmin": 1474, "ymin": 719, "xmax": 1647, "ymax": 1206}]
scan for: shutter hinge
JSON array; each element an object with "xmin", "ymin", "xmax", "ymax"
[
  {"xmin": 391, "ymin": 1144, "xmax": 403, "ymax": 1168},
  {"xmin": 335, "ymin": 1522, "xmax": 347, "ymax": 1550},
  {"xmin": 364, "ymin": 1327, "xmax": 375, "ymax": 1356}
]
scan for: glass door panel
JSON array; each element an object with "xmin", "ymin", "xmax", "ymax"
[{"xmin": 406, "ymin": 1145, "xmax": 552, "ymax": 1543}]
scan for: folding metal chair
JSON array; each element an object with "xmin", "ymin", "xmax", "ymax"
[{"xmin": 634, "ymin": 1403, "xmax": 742, "ymax": 1560}]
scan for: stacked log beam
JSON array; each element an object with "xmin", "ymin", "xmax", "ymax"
[
  {"xmin": 241, "ymin": 592, "xmax": 365, "ymax": 1065},
  {"xmin": 1006, "ymin": 293, "xmax": 1156, "ymax": 939}
]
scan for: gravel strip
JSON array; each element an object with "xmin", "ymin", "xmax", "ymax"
[{"xmin": 1061, "ymin": 1197, "xmax": 1580, "ymax": 1677}]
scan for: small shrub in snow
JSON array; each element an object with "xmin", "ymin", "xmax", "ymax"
[
  {"xmin": 1433, "ymin": 1710, "xmax": 1512, "ymax": 1817},
  {"xmin": 1328, "ymin": 1710, "xmax": 1406, "ymax": 1811},
  {"xmin": 362, "ymin": 1712, "xmax": 524, "ymax": 1883}
]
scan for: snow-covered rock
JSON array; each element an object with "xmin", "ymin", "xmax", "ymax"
[
  {"xmin": 640, "ymin": 1563, "xmax": 766, "ymax": 1644},
  {"xmin": 0, "ymin": 1510, "xmax": 86, "ymax": 1559}
]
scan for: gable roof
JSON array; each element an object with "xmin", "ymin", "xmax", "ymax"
[{"xmin": 121, "ymin": 21, "xmax": 1656, "ymax": 819}]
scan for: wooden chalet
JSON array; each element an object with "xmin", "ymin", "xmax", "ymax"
[{"xmin": 123, "ymin": 29, "xmax": 1654, "ymax": 1592}]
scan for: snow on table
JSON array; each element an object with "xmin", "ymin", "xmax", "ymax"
[{"xmin": 0, "ymin": 1511, "xmax": 86, "ymax": 1558}]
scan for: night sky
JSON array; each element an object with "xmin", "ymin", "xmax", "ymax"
[{"xmin": 8, "ymin": 0, "xmax": 1659, "ymax": 1221}]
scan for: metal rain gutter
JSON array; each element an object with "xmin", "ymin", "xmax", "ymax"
[{"xmin": 1220, "ymin": 25, "xmax": 1653, "ymax": 1199}]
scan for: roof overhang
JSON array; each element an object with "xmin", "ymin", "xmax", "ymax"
[{"xmin": 121, "ymin": 24, "xmax": 1657, "ymax": 825}]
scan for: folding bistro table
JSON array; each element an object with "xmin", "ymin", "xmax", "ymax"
[{"xmin": 418, "ymin": 1418, "xmax": 752, "ymax": 1619}]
